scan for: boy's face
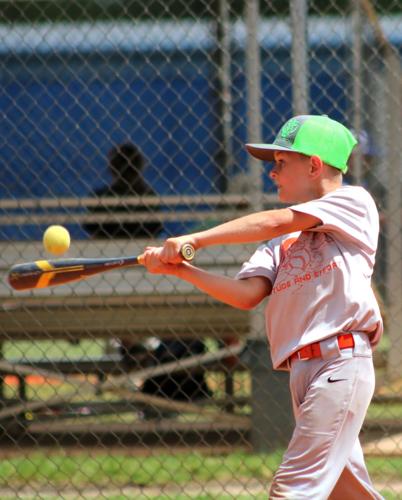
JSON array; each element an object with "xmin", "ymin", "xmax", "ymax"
[{"xmin": 270, "ymin": 151, "xmax": 313, "ymax": 203}]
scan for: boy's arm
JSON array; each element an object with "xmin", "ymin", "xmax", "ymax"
[
  {"xmin": 142, "ymin": 250, "xmax": 272, "ymax": 310},
  {"xmin": 158, "ymin": 208, "xmax": 320, "ymax": 263}
]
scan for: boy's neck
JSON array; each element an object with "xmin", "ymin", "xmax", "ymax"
[
  {"xmin": 300, "ymin": 177, "xmax": 343, "ymax": 203},
  {"xmin": 320, "ymin": 176, "xmax": 343, "ymax": 196}
]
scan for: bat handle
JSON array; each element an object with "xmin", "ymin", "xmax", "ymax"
[
  {"xmin": 180, "ymin": 243, "xmax": 195, "ymax": 261},
  {"xmin": 137, "ymin": 243, "xmax": 195, "ymax": 265}
]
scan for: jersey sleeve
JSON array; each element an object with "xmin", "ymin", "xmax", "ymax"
[
  {"xmin": 290, "ymin": 186, "xmax": 379, "ymax": 253},
  {"xmin": 235, "ymin": 240, "xmax": 278, "ymax": 284}
]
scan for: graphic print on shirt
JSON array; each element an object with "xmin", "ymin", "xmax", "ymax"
[{"xmin": 273, "ymin": 232, "xmax": 340, "ymax": 294}]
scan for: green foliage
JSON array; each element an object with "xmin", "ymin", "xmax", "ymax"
[
  {"xmin": 367, "ymin": 402, "xmax": 402, "ymax": 420},
  {"xmin": 0, "ymin": 450, "xmax": 401, "ymax": 487},
  {"xmin": 367, "ymin": 456, "xmax": 402, "ymax": 480},
  {"xmin": 4, "ymin": 339, "xmax": 104, "ymax": 360},
  {"xmin": 0, "ymin": 450, "xmax": 282, "ymax": 487}
]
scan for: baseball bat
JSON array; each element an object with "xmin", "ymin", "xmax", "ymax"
[{"xmin": 7, "ymin": 243, "xmax": 196, "ymax": 291}]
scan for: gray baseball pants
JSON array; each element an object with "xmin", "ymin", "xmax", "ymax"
[{"xmin": 269, "ymin": 333, "xmax": 384, "ymax": 500}]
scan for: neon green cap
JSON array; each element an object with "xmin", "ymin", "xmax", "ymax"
[{"xmin": 246, "ymin": 115, "xmax": 357, "ymax": 173}]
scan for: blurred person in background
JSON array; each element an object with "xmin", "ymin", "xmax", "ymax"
[
  {"xmin": 85, "ymin": 143, "xmax": 211, "ymax": 409},
  {"xmin": 84, "ymin": 142, "xmax": 163, "ymax": 239}
]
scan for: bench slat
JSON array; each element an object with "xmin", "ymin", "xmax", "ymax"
[
  {"xmin": 0, "ymin": 299, "xmax": 249, "ymax": 340},
  {"xmin": 0, "ymin": 240, "xmax": 256, "ymax": 341}
]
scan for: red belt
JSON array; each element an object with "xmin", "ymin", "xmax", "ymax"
[{"xmin": 290, "ymin": 333, "xmax": 355, "ymax": 362}]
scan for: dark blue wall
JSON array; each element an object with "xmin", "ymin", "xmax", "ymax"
[{"xmin": 0, "ymin": 45, "xmax": 351, "ymax": 239}]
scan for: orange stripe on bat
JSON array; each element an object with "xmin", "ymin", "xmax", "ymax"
[
  {"xmin": 35, "ymin": 261, "xmax": 55, "ymax": 288},
  {"xmin": 35, "ymin": 261, "xmax": 84, "ymax": 288},
  {"xmin": 37, "ymin": 272, "xmax": 56, "ymax": 288}
]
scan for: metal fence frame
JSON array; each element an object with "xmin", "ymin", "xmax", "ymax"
[{"xmin": 0, "ymin": 0, "xmax": 401, "ymax": 497}]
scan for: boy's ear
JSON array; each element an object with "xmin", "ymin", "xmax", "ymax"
[{"xmin": 309, "ymin": 155, "xmax": 324, "ymax": 178}]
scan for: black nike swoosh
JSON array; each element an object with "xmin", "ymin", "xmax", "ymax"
[{"xmin": 327, "ymin": 377, "xmax": 348, "ymax": 383}]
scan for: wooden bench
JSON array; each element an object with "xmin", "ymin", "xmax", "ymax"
[
  {"xmin": 0, "ymin": 193, "xmax": 294, "ymax": 450},
  {"xmin": 0, "ymin": 194, "xmax": 279, "ymax": 344},
  {"xmin": 0, "ymin": 240, "xmax": 255, "ymax": 342},
  {"xmin": 0, "ymin": 239, "xmax": 263, "ymax": 444}
]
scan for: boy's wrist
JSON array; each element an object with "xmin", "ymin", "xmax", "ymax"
[
  {"xmin": 182, "ymin": 233, "xmax": 200, "ymax": 251},
  {"xmin": 176, "ymin": 262, "xmax": 191, "ymax": 279},
  {"xmin": 190, "ymin": 232, "xmax": 204, "ymax": 251}
]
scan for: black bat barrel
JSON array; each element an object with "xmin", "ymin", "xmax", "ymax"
[{"xmin": 8, "ymin": 256, "xmax": 141, "ymax": 291}]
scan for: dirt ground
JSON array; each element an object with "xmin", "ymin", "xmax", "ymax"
[
  {"xmin": 1, "ymin": 478, "xmax": 402, "ymax": 499},
  {"xmin": 363, "ymin": 432, "xmax": 402, "ymax": 456}
]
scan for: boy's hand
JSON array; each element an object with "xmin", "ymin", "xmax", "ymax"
[
  {"xmin": 141, "ymin": 246, "xmax": 182, "ymax": 275},
  {"xmin": 159, "ymin": 237, "xmax": 197, "ymax": 264}
]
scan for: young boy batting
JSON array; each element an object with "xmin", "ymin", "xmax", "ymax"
[{"xmin": 142, "ymin": 115, "xmax": 384, "ymax": 499}]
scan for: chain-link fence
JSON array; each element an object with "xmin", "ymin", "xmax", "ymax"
[{"xmin": 1, "ymin": 0, "xmax": 402, "ymax": 498}]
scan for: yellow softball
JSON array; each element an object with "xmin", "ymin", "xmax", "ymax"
[{"xmin": 43, "ymin": 225, "xmax": 71, "ymax": 256}]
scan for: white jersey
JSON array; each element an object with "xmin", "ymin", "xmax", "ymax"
[{"xmin": 236, "ymin": 185, "xmax": 383, "ymax": 370}]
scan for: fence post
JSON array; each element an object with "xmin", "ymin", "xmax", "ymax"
[
  {"xmin": 290, "ymin": 0, "xmax": 309, "ymax": 115},
  {"xmin": 385, "ymin": 48, "xmax": 402, "ymax": 381},
  {"xmin": 246, "ymin": 306, "xmax": 294, "ymax": 452},
  {"xmin": 352, "ymin": 0, "xmax": 364, "ymax": 184},
  {"xmin": 245, "ymin": 0, "xmax": 263, "ymax": 209},
  {"xmin": 213, "ymin": 0, "xmax": 234, "ymax": 192},
  {"xmin": 244, "ymin": 0, "xmax": 294, "ymax": 452}
]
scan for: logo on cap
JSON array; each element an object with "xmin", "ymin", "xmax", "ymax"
[
  {"xmin": 280, "ymin": 118, "xmax": 300, "ymax": 140},
  {"xmin": 275, "ymin": 118, "xmax": 301, "ymax": 148}
]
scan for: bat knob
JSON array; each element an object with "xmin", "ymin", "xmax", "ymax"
[{"xmin": 180, "ymin": 243, "xmax": 195, "ymax": 261}]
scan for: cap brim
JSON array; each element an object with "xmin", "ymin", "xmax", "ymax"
[{"xmin": 245, "ymin": 144, "xmax": 293, "ymax": 162}]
